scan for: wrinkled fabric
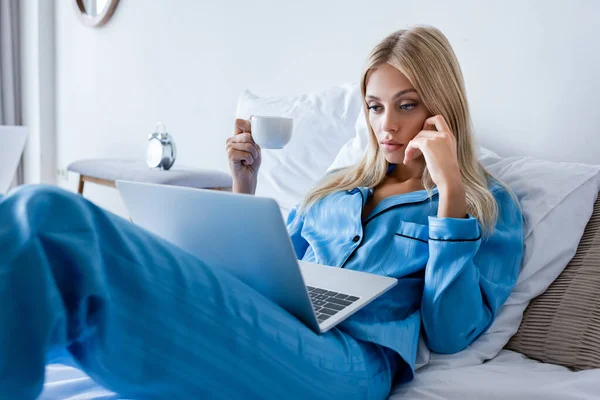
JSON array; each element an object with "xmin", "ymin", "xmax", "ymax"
[
  {"xmin": 0, "ymin": 175, "xmax": 523, "ymax": 399},
  {"xmin": 0, "ymin": 186, "xmax": 393, "ymax": 400},
  {"xmin": 287, "ymin": 180, "xmax": 524, "ymax": 382}
]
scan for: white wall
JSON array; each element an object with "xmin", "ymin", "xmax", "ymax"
[
  {"xmin": 54, "ymin": 0, "xmax": 600, "ymax": 217},
  {"xmin": 21, "ymin": 0, "xmax": 56, "ymax": 185}
]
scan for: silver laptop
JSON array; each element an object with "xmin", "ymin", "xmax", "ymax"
[
  {"xmin": 116, "ymin": 180, "xmax": 397, "ymax": 334},
  {"xmin": 0, "ymin": 126, "xmax": 28, "ymax": 195}
]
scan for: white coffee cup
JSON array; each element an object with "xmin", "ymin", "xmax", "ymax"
[{"xmin": 249, "ymin": 115, "xmax": 293, "ymax": 149}]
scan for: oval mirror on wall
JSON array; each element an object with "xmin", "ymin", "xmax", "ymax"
[{"xmin": 73, "ymin": 0, "xmax": 120, "ymax": 27}]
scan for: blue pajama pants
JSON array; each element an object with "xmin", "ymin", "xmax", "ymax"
[{"xmin": 0, "ymin": 185, "xmax": 394, "ymax": 399}]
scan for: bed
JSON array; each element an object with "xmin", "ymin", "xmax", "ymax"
[
  {"xmin": 38, "ymin": 349, "xmax": 600, "ymax": 400},
  {"xmin": 390, "ymin": 349, "xmax": 600, "ymax": 400},
  {"xmin": 41, "ymin": 32, "xmax": 600, "ymax": 400},
  {"xmin": 40, "ymin": 82, "xmax": 600, "ymax": 398}
]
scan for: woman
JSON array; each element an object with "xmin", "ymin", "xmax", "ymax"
[{"xmin": 0, "ymin": 26, "xmax": 523, "ymax": 399}]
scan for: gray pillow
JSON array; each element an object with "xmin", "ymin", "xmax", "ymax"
[{"xmin": 505, "ymin": 195, "xmax": 600, "ymax": 370}]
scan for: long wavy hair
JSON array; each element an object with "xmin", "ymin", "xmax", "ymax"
[{"xmin": 300, "ymin": 26, "xmax": 508, "ymax": 235}]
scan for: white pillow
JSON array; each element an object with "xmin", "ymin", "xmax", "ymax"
[
  {"xmin": 424, "ymin": 151, "xmax": 600, "ymax": 371},
  {"xmin": 327, "ymin": 109, "xmax": 370, "ymax": 172},
  {"xmin": 328, "ymin": 112, "xmax": 600, "ymax": 370},
  {"xmin": 235, "ymin": 84, "xmax": 362, "ymax": 215}
]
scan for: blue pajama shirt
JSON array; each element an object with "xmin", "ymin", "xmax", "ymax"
[
  {"xmin": 286, "ymin": 180, "xmax": 524, "ymax": 383},
  {"xmin": 0, "ymin": 179, "xmax": 523, "ymax": 399}
]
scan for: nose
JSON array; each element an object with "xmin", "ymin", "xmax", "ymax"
[{"xmin": 381, "ymin": 110, "xmax": 399, "ymax": 134}]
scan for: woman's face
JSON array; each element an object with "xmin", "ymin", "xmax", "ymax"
[{"xmin": 365, "ymin": 64, "xmax": 430, "ymax": 165}]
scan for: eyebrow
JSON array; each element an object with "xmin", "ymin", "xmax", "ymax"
[{"xmin": 366, "ymin": 89, "xmax": 418, "ymax": 101}]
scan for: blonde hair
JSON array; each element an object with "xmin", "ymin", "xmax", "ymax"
[{"xmin": 301, "ymin": 25, "xmax": 507, "ymax": 235}]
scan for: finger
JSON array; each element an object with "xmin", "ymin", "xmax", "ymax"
[
  {"xmin": 403, "ymin": 138, "xmax": 425, "ymax": 164},
  {"xmin": 228, "ymin": 132, "xmax": 255, "ymax": 145},
  {"xmin": 411, "ymin": 130, "xmax": 440, "ymax": 140},
  {"xmin": 404, "ymin": 131, "xmax": 439, "ymax": 163},
  {"xmin": 228, "ymin": 149, "xmax": 254, "ymax": 165},
  {"xmin": 227, "ymin": 134, "xmax": 260, "ymax": 158},
  {"xmin": 423, "ymin": 115, "xmax": 451, "ymax": 133},
  {"xmin": 234, "ymin": 118, "xmax": 252, "ymax": 134},
  {"xmin": 412, "ymin": 129, "xmax": 454, "ymax": 149},
  {"xmin": 228, "ymin": 142, "xmax": 259, "ymax": 160}
]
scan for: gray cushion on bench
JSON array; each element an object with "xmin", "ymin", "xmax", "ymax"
[{"xmin": 68, "ymin": 159, "xmax": 232, "ymax": 189}]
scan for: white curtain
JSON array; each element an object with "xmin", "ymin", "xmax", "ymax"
[{"xmin": 0, "ymin": 0, "xmax": 23, "ymax": 186}]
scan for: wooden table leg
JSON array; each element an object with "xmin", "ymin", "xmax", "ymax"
[
  {"xmin": 77, "ymin": 175, "xmax": 117, "ymax": 196},
  {"xmin": 78, "ymin": 176, "xmax": 85, "ymax": 195}
]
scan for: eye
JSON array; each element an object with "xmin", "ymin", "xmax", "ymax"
[
  {"xmin": 400, "ymin": 103, "xmax": 417, "ymax": 111},
  {"xmin": 367, "ymin": 105, "xmax": 383, "ymax": 112}
]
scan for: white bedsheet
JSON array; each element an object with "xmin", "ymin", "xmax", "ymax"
[
  {"xmin": 40, "ymin": 363, "xmax": 122, "ymax": 400},
  {"xmin": 41, "ymin": 351, "xmax": 600, "ymax": 399},
  {"xmin": 390, "ymin": 350, "xmax": 600, "ymax": 400}
]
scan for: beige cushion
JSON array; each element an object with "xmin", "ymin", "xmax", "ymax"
[{"xmin": 505, "ymin": 195, "xmax": 600, "ymax": 370}]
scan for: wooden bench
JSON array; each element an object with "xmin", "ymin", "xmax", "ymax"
[{"xmin": 67, "ymin": 159, "xmax": 233, "ymax": 195}]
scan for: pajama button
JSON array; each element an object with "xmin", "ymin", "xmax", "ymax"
[{"xmin": 352, "ymin": 235, "xmax": 360, "ymax": 243}]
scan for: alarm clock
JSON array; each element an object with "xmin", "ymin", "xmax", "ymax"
[{"xmin": 146, "ymin": 122, "xmax": 177, "ymax": 170}]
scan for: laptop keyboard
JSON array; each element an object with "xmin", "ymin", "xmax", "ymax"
[{"xmin": 306, "ymin": 286, "xmax": 361, "ymax": 324}]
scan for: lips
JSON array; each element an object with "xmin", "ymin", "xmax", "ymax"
[{"xmin": 380, "ymin": 141, "xmax": 403, "ymax": 151}]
